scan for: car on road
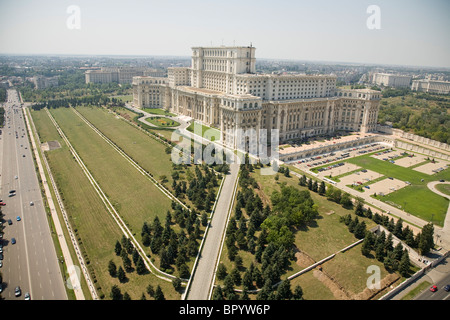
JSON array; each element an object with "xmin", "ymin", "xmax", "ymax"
[
  {"xmin": 30, "ymin": 201, "xmax": 34, "ymax": 206},
  {"xmin": 0, "ymin": 202, "xmax": 5, "ymax": 206},
  {"xmin": 8, "ymin": 193, "xmax": 15, "ymax": 197},
  {"xmin": 444, "ymin": 285, "xmax": 450, "ymax": 292},
  {"xmin": 430, "ymin": 285, "xmax": 437, "ymax": 292},
  {"xmin": 15, "ymin": 286, "xmax": 21, "ymax": 297},
  {"xmin": 0, "ymin": 253, "xmax": 3, "ymax": 260},
  {"xmin": 7, "ymin": 219, "xmax": 12, "ymax": 225},
  {"xmin": 440, "ymin": 179, "xmax": 445, "ymax": 182},
  {"xmin": 16, "ymin": 216, "xmax": 21, "ymax": 221},
  {"xmin": 11, "ymin": 237, "xmax": 16, "ymax": 244},
  {"xmin": 24, "ymin": 292, "xmax": 30, "ymax": 300}
]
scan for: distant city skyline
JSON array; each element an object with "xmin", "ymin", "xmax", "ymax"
[{"xmin": 0, "ymin": 0, "xmax": 449, "ymax": 69}]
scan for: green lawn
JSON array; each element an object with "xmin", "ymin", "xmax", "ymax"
[
  {"xmin": 344, "ymin": 151, "xmax": 450, "ymax": 226},
  {"xmin": 436, "ymin": 183, "xmax": 450, "ymax": 196},
  {"xmin": 216, "ymin": 168, "xmax": 389, "ymax": 300},
  {"xmin": 49, "ymin": 107, "xmax": 173, "ymax": 240},
  {"xmin": 346, "ymin": 155, "xmax": 428, "ymax": 184},
  {"xmin": 381, "ymin": 185, "xmax": 449, "ymax": 226},
  {"xmin": 146, "ymin": 116, "xmax": 180, "ymax": 128},
  {"xmin": 76, "ymin": 106, "xmax": 174, "ymax": 184},
  {"xmin": 143, "ymin": 107, "xmax": 176, "ymax": 117},
  {"xmin": 31, "ymin": 108, "xmax": 180, "ymax": 300},
  {"xmin": 187, "ymin": 121, "xmax": 221, "ymax": 142}
]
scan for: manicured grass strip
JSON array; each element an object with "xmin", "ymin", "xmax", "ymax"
[
  {"xmin": 346, "ymin": 156, "xmax": 428, "ymax": 184},
  {"xmin": 435, "ymin": 183, "xmax": 450, "ymax": 196},
  {"xmin": 146, "ymin": 116, "xmax": 180, "ymax": 127},
  {"xmin": 187, "ymin": 121, "xmax": 221, "ymax": 142},
  {"xmin": 32, "ymin": 109, "xmax": 179, "ymax": 300},
  {"xmin": 143, "ymin": 107, "xmax": 176, "ymax": 117},
  {"xmin": 49, "ymin": 107, "xmax": 173, "ymax": 240},
  {"xmin": 379, "ymin": 185, "xmax": 448, "ymax": 226},
  {"xmin": 75, "ymin": 106, "xmax": 175, "ymax": 187}
]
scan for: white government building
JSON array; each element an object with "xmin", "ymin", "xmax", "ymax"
[
  {"xmin": 372, "ymin": 73, "xmax": 412, "ymax": 88},
  {"xmin": 411, "ymin": 79, "xmax": 450, "ymax": 95},
  {"xmin": 132, "ymin": 45, "xmax": 381, "ymax": 149}
]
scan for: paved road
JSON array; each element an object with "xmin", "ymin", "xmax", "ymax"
[
  {"xmin": 0, "ymin": 89, "xmax": 67, "ymax": 300},
  {"xmin": 427, "ymin": 181, "xmax": 450, "ymax": 251},
  {"xmin": 186, "ymin": 158, "xmax": 239, "ymax": 300},
  {"xmin": 388, "ymin": 255, "xmax": 450, "ymax": 300}
]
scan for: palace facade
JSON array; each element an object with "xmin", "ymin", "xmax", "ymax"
[{"xmin": 132, "ymin": 45, "xmax": 381, "ymax": 149}]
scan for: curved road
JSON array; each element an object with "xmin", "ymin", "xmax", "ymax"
[{"xmin": 427, "ymin": 181, "xmax": 450, "ymax": 248}]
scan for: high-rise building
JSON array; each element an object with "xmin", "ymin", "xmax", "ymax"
[
  {"xmin": 32, "ymin": 75, "xmax": 59, "ymax": 89},
  {"xmin": 372, "ymin": 73, "xmax": 412, "ymax": 88},
  {"xmin": 133, "ymin": 45, "xmax": 381, "ymax": 149},
  {"xmin": 85, "ymin": 67, "xmax": 165, "ymax": 84},
  {"xmin": 411, "ymin": 79, "xmax": 450, "ymax": 94}
]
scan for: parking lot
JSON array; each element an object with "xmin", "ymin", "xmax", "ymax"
[
  {"xmin": 413, "ymin": 160, "xmax": 450, "ymax": 175},
  {"xmin": 293, "ymin": 142, "xmax": 389, "ymax": 174},
  {"xmin": 339, "ymin": 169, "xmax": 383, "ymax": 187}
]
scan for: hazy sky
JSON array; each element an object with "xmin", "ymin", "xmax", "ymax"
[{"xmin": 0, "ymin": 0, "xmax": 449, "ymax": 68}]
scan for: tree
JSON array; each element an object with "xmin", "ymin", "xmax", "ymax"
[
  {"xmin": 108, "ymin": 260, "xmax": 117, "ymax": 277},
  {"xmin": 146, "ymin": 284, "xmax": 155, "ymax": 298},
  {"xmin": 399, "ymin": 250, "xmax": 411, "ymax": 277},
  {"xmin": 292, "ymin": 285, "xmax": 304, "ymax": 300},
  {"xmin": 121, "ymin": 252, "xmax": 132, "ymax": 272},
  {"xmin": 217, "ymin": 263, "xmax": 228, "ymax": 280},
  {"xmin": 354, "ymin": 221, "xmax": 366, "ymax": 239},
  {"xmin": 230, "ymin": 268, "xmax": 242, "ymax": 286},
  {"xmin": 212, "ymin": 286, "xmax": 224, "ymax": 300},
  {"xmin": 154, "ymin": 285, "xmax": 165, "ymax": 300},
  {"xmin": 375, "ymin": 242, "xmax": 385, "ymax": 262},
  {"xmin": 361, "ymin": 236, "xmax": 372, "ymax": 257},
  {"xmin": 418, "ymin": 223, "xmax": 434, "ymax": 255},
  {"xmin": 114, "ymin": 240, "xmax": 122, "ymax": 256},
  {"xmin": 276, "ymin": 279, "xmax": 292, "ymax": 300},
  {"xmin": 172, "ymin": 277, "xmax": 182, "ymax": 291},
  {"xmin": 117, "ymin": 266, "xmax": 126, "ymax": 283},
  {"xmin": 136, "ymin": 256, "xmax": 147, "ymax": 275},
  {"xmin": 123, "ymin": 292, "xmax": 131, "ymax": 300},
  {"xmin": 340, "ymin": 192, "xmax": 352, "ymax": 208},
  {"xmin": 110, "ymin": 285, "xmax": 122, "ymax": 300},
  {"xmin": 394, "ymin": 219, "xmax": 404, "ymax": 239},
  {"xmin": 318, "ymin": 181, "xmax": 326, "ymax": 195}
]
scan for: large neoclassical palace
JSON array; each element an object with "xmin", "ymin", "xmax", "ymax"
[{"xmin": 132, "ymin": 45, "xmax": 380, "ymax": 149}]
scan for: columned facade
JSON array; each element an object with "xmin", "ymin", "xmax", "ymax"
[{"xmin": 132, "ymin": 45, "xmax": 381, "ymax": 149}]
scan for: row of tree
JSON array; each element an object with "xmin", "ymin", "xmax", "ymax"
[
  {"xmin": 30, "ymin": 94, "xmax": 120, "ymax": 110},
  {"xmin": 352, "ymin": 199, "xmax": 435, "ymax": 256},
  {"xmin": 141, "ymin": 204, "xmax": 202, "ymax": 278},
  {"xmin": 362, "ymin": 230, "xmax": 411, "ymax": 277}
]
